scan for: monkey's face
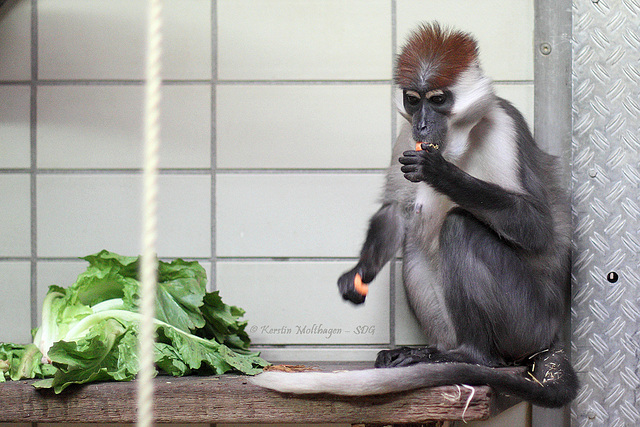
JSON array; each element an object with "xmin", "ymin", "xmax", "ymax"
[{"xmin": 403, "ymin": 88, "xmax": 453, "ymax": 148}]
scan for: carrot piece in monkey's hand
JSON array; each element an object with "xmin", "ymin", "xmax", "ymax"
[
  {"xmin": 353, "ymin": 273, "xmax": 369, "ymax": 296},
  {"xmin": 416, "ymin": 142, "xmax": 439, "ymax": 151}
]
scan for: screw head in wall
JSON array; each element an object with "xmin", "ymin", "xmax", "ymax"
[{"xmin": 539, "ymin": 43, "xmax": 552, "ymax": 55}]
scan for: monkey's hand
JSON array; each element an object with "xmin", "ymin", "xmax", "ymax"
[
  {"xmin": 399, "ymin": 143, "xmax": 448, "ymax": 184},
  {"xmin": 337, "ymin": 266, "xmax": 371, "ymax": 305}
]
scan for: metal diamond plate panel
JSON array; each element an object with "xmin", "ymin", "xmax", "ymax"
[{"xmin": 571, "ymin": 0, "xmax": 640, "ymax": 426}]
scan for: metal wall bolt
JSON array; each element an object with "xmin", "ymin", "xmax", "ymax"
[
  {"xmin": 540, "ymin": 43, "xmax": 552, "ymax": 55},
  {"xmin": 588, "ymin": 168, "xmax": 597, "ymax": 178}
]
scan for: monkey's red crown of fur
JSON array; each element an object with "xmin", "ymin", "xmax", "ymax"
[{"xmin": 395, "ymin": 23, "xmax": 479, "ymax": 90}]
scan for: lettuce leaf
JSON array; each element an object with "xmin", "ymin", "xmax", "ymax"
[
  {"xmin": 1, "ymin": 343, "xmax": 57, "ymax": 382},
  {"xmin": 35, "ymin": 318, "xmax": 137, "ymax": 391},
  {"xmin": 3, "ymin": 250, "xmax": 267, "ymax": 392}
]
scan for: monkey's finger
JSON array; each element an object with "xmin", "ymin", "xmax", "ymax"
[
  {"xmin": 401, "ymin": 150, "xmax": 420, "ymax": 157},
  {"xmin": 341, "ymin": 289, "xmax": 366, "ymax": 305},
  {"xmin": 418, "ymin": 142, "xmax": 437, "ymax": 151},
  {"xmin": 403, "ymin": 172, "xmax": 424, "ymax": 182},
  {"xmin": 422, "ymin": 143, "xmax": 440, "ymax": 153},
  {"xmin": 400, "ymin": 164, "xmax": 419, "ymax": 173},
  {"xmin": 399, "ymin": 155, "xmax": 421, "ymax": 165}
]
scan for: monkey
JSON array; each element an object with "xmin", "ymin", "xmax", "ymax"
[{"xmin": 252, "ymin": 23, "xmax": 578, "ymax": 408}]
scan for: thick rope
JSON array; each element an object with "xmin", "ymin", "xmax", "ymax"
[{"xmin": 138, "ymin": 1, "xmax": 163, "ymax": 427}]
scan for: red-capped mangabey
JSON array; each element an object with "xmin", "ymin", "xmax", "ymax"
[{"xmin": 252, "ymin": 23, "xmax": 578, "ymax": 408}]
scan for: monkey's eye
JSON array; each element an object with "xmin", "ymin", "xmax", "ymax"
[
  {"xmin": 404, "ymin": 90, "xmax": 421, "ymax": 106},
  {"xmin": 427, "ymin": 90, "xmax": 447, "ymax": 105}
]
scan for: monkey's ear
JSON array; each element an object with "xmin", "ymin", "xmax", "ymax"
[{"xmin": 394, "ymin": 88, "xmax": 412, "ymax": 122}]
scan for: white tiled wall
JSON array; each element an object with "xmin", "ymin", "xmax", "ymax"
[
  {"xmin": 216, "ymin": 84, "xmax": 392, "ymax": 169},
  {"xmin": 217, "ymin": 0, "xmax": 392, "ymax": 81},
  {"xmin": 38, "ymin": 0, "xmax": 212, "ymax": 80},
  {"xmin": 0, "ymin": 2, "xmax": 534, "ymax": 424},
  {"xmin": 0, "ymin": 86, "xmax": 30, "ymax": 168},
  {"xmin": 217, "ymin": 261, "xmax": 390, "ymax": 345},
  {"xmin": 0, "ymin": 174, "xmax": 30, "ymax": 257},
  {"xmin": 0, "ymin": 261, "xmax": 31, "ymax": 342},
  {"xmin": 37, "ymin": 85, "xmax": 212, "ymax": 169},
  {"xmin": 0, "ymin": 0, "xmax": 31, "ymax": 80},
  {"xmin": 216, "ymin": 173, "xmax": 384, "ymax": 257},
  {"xmin": 37, "ymin": 174, "xmax": 212, "ymax": 257}
]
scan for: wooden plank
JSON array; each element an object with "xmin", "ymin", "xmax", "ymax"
[{"xmin": 0, "ymin": 365, "xmax": 524, "ymax": 424}]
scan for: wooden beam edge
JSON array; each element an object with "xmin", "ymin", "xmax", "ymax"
[
  {"xmin": 0, "ymin": 375, "xmax": 502, "ymax": 424},
  {"xmin": 1, "ymin": 365, "xmax": 526, "ymax": 424}
]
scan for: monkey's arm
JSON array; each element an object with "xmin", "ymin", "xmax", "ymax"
[
  {"xmin": 338, "ymin": 202, "xmax": 404, "ymax": 304},
  {"xmin": 399, "ymin": 146, "xmax": 553, "ymax": 252}
]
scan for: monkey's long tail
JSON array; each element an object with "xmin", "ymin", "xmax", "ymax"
[{"xmin": 251, "ymin": 350, "xmax": 578, "ymax": 408}]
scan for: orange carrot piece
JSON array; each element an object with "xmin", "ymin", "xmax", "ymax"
[
  {"xmin": 416, "ymin": 142, "xmax": 439, "ymax": 151},
  {"xmin": 354, "ymin": 273, "xmax": 369, "ymax": 296}
]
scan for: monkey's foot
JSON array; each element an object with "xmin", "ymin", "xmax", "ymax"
[{"xmin": 375, "ymin": 346, "xmax": 443, "ymax": 368}]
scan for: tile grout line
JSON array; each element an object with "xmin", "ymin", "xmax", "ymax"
[
  {"xmin": 5, "ymin": 256, "xmax": 363, "ymax": 262},
  {"xmin": 29, "ymin": 0, "xmax": 38, "ymax": 329},
  {"xmin": 1, "ymin": 79, "xmax": 534, "ymax": 86},
  {"xmin": 29, "ymin": 0, "xmax": 38, "ymax": 331},
  {"xmin": 210, "ymin": 0, "xmax": 217, "ymax": 293},
  {"xmin": 4, "ymin": 168, "xmax": 387, "ymax": 174}
]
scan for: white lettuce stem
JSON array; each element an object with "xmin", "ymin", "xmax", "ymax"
[
  {"xmin": 34, "ymin": 291, "xmax": 65, "ymax": 361},
  {"xmin": 62, "ymin": 309, "xmax": 219, "ymax": 348}
]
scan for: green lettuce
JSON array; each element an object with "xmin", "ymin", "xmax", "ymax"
[
  {"xmin": 1, "ymin": 250, "xmax": 267, "ymax": 392},
  {"xmin": 0, "ymin": 343, "xmax": 57, "ymax": 382}
]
